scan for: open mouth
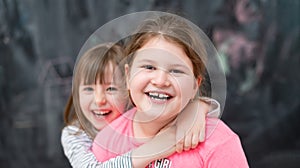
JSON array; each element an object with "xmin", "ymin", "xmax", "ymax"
[
  {"xmin": 146, "ymin": 92, "xmax": 173, "ymax": 101},
  {"xmin": 92, "ymin": 110, "xmax": 112, "ymax": 117}
]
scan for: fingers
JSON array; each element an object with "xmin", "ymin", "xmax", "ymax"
[
  {"xmin": 184, "ymin": 131, "xmax": 199, "ymax": 151},
  {"xmin": 191, "ymin": 132, "xmax": 199, "ymax": 149},
  {"xmin": 176, "ymin": 139, "xmax": 184, "ymax": 153},
  {"xmin": 199, "ymin": 117, "xmax": 206, "ymax": 142},
  {"xmin": 175, "ymin": 125, "xmax": 184, "ymax": 153},
  {"xmin": 183, "ymin": 134, "xmax": 192, "ymax": 151},
  {"xmin": 199, "ymin": 127, "xmax": 205, "ymax": 142},
  {"xmin": 177, "ymin": 132, "xmax": 199, "ymax": 153}
]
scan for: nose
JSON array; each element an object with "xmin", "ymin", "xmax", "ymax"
[
  {"xmin": 94, "ymin": 87, "xmax": 106, "ymax": 106},
  {"xmin": 151, "ymin": 69, "xmax": 170, "ymax": 87}
]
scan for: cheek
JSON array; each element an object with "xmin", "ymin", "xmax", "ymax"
[
  {"xmin": 128, "ymin": 71, "xmax": 148, "ymax": 90},
  {"xmin": 175, "ymin": 77, "xmax": 196, "ymax": 100},
  {"xmin": 79, "ymin": 94, "xmax": 93, "ymax": 110},
  {"xmin": 107, "ymin": 94, "xmax": 126, "ymax": 113}
]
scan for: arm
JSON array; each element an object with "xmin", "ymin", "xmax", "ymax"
[
  {"xmin": 175, "ymin": 97, "xmax": 221, "ymax": 153},
  {"xmin": 61, "ymin": 125, "xmax": 132, "ymax": 168},
  {"xmin": 91, "ymin": 125, "xmax": 176, "ymax": 168}
]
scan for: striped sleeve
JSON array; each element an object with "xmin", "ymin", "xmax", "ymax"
[{"xmin": 61, "ymin": 125, "xmax": 132, "ymax": 168}]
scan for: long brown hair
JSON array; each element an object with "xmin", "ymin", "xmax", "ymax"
[{"xmin": 63, "ymin": 94, "xmax": 77, "ymax": 126}]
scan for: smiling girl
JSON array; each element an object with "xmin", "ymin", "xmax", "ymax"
[{"xmin": 92, "ymin": 14, "xmax": 249, "ymax": 167}]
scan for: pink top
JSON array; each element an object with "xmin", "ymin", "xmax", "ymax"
[{"xmin": 92, "ymin": 108, "xmax": 249, "ymax": 168}]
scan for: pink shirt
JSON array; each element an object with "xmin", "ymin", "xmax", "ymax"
[{"xmin": 92, "ymin": 108, "xmax": 249, "ymax": 168}]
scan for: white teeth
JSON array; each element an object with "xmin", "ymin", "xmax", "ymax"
[
  {"xmin": 94, "ymin": 111, "xmax": 109, "ymax": 115},
  {"xmin": 158, "ymin": 94, "xmax": 168, "ymax": 98},
  {"xmin": 149, "ymin": 92, "xmax": 158, "ymax": 97},
  {"xmin": 148, "ymin": 92, "xmax": 169, "ymax": 100}
]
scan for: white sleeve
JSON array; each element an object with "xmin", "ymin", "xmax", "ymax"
[
  {"xmin": 199, "ymin": 97, "xmax": 221, "ymax": 118},
  {"xmin": 61, "ymin": 125, "xmax": 132, "ymax": 168}
]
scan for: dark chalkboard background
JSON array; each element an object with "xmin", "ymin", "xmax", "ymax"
[{"xmin": 0, "ymin": 0, "xmax": 299, "ymax": 167}]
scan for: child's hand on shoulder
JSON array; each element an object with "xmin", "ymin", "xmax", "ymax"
[{"xmin": 175, "ymin": 99, "xmax": 209, "ymax": 153}]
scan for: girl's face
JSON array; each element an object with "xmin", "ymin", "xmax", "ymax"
[
  {"xmin": 79, "ymin": 62, "xmax": 126, "ymax": 130},
  {"xmin": 126, "ymin": 37, "xmax": 200, "ymax": 122}
]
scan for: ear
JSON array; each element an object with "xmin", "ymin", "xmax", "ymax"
[
  {"xmin": 192, "ymin": 76, "xmax": 202, "ymax": 98},
  {"xmin": 124, "ymin": 64, "xmax": 130, "ymax": 90},
  {"xmin": 196, "ymin": 76, "xmax": 202, "ymax": 87}
]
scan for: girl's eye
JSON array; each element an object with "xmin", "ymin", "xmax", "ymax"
[
  {"xmin": 106, "ymin": 87, "xmax": 118, "ymax": 92},
  {"xmin": 141, "ymin": 65, "xmax": 156, "ymax": 70},
  {"xmin": 170, "ymin": 69, "xmax": 184, "ymax": 74},
  {"xmin": 83, "ymin": 86, "xmax": 94, "ymax": 92}
]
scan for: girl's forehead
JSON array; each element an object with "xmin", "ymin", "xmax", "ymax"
[
  {"xmin": 136, "ymin": 37, "xmax": 193, "ymax": 70},
  {"xmin": 139, "ymin": 37, "xmax": 183, "ymax": 53},
  {"xmin": 81, "ymin": 62, "xmax": 121, "ymax": 85}
]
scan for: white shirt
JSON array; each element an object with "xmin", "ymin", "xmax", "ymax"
[{"xmin": 61, "ymin": 125, "xmax": 132, "ymax": 168}]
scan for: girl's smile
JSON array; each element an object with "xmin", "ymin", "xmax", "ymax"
[
  {"xmin": 145, "ymin": 91, "xmax": 173, "ymax": 103},
  {"xmin": 91, "ymin": 108, "xmax": 113, "ymax": 117}
]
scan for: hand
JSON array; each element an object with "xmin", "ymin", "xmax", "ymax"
[{"xmin": 175, "ymin": 99, "xmax": 209, "ymax": 153}]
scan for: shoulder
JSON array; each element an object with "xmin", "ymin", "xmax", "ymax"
[
  {"xmin": 196, "ymin": 118, "xmax": 242, "ymax": 156},
  {"xmin": 61, "ymin": 124, "xmax": 85, "ymax": 138},
  {"xmin": 61, "ymin": 125, "xmax": 92, "ymax": 146},
  {"xmin": 207, "ymin": 119, "xmax": 238, "ymax": 139},
  {"xmin": 200, "ymin": 118, "xmax": 241, "ymax": 151},
  {"xmin": 197, "ymin": 119, "xmax": 249, "ymax": 167},
  {"xmin": 62, "ymin": 125, "xmax": 81, "ymax": 134}
]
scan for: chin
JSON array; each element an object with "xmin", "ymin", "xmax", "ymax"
[{"xmin": 95, "ymin": 123, "xmax": 107, "ymax": 131}]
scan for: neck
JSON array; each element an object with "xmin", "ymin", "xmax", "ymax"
[{"xmin": 133, "ymin": 110, "xmax": 177, "ymax": 140}]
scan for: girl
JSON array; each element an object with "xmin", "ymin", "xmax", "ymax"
[
  {"xmin": 62, "ymin": 43, "xmax": 220, "ymax": 167},
  {"xmin": 92, "ymin": 14, "xmax": 249, "ymax": 167}
]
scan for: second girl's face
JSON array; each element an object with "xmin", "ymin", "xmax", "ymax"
[
  {"xmin": 127, "ymin": 37, "xmax": 200, "ymax": 122},
  {"xmin": 79, "ymin": 62, "xmax": 126, "ymax": 130}
]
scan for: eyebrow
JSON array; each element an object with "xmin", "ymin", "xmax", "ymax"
[
  {"xmin": 170, "ymin": 64, "xmax": 191, "ymax": 71},
  {"xmin": 137, "ymin": 59, "xmax": 156, "ymax": 64},
  {"xmin": 81, "ymin": 80, "xmax": 116, "ymax": 85},
  {"xmin": 137, "ymin": 59, "xmax": 192, "ymax": 71}
]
